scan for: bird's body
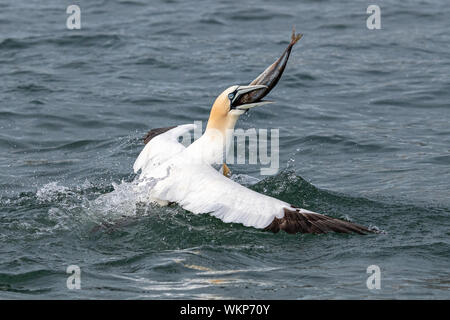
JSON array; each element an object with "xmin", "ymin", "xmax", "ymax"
[
  {"xmin": 133, "ymin": 29, "xmax": 375, "ymax": 235},
  {"xmin": 134, "ymin": 123, "xmax": 288, "ymax": 229}
]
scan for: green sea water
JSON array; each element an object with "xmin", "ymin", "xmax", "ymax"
[{"xmin": 0, "ymin": 0, "xmax": 449, "ymax": 299}]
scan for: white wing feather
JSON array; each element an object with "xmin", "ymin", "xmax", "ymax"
[
  {"xmin": 149, "ymin": 162, "xmax": 289, "ymax": 229},
  {"xmin": 133, "ymin": 124, "xmax": 196, "ymax": 174}
]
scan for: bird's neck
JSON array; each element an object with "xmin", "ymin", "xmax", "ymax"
[
  {"xmin": 184, "ymin": 126, "xmax": 235, "ymax": 166},
  {"xmin": 182, "ymin": 112, "xmax": 240, "ymax": 165}
]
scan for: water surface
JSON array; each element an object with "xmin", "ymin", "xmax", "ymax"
[{"xmin": 0, "ymin": 0, "xmax": 449, "ymax": 299}]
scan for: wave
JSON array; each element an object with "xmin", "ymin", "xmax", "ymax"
[
  {"xmin": 1, "ymin": 169, "xmax": 449, "ymax": 298},
  {"xmin": 0, "ymin": 34, "xmax": 122, "ymax": 51},
  {"xmin": 0, "ymin": 169, "xmax": 392, "ymax": 241},
  {"xmin": 3, "ymin": 167, "xmax": 449, "ymax": 253}
]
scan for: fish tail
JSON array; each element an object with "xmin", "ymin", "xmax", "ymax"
[{"xmin": 290, "ymin": 26, "xmax": 303, "ymax": 46}]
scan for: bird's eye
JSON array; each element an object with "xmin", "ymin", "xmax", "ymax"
[{"xmin": 228, "ymin": 93, "xmax": 235, "ymax": 100}]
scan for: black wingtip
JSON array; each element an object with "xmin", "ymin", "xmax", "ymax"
[{"xmin": 265, "ymin": 206, "xmax": 377, "ymax": 236}]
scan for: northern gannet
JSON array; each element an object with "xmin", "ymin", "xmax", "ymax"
[{"xmin": 133, "ymin": 29, "xmax": 374, "ymax": 235}]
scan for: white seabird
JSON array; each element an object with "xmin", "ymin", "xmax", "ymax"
[{"xmin": 133, "ymin": 29, "xmax": 374, "ymax": 235}]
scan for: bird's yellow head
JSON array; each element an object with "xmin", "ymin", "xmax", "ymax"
[{"xmin": 206, "ymin": 85, "xmax": 272, "ymax": 134}]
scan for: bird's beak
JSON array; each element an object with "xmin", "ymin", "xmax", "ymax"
[{"xmin": 230, "ymin": 85, "xmax": 274, "ymax": 110}]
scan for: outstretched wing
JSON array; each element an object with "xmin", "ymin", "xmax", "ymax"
[
  {"xmin": 153, "ymin": 163, "xmax": 373, "ymax": 235},
  {"xmin": 264, "ymin": 206, "xmax": 372, "ymax": 235},
  {"xmin": 133, "ymin": 124, "xmax": 196, "ymax": 174}
]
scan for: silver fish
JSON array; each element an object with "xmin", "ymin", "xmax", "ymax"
[{"xmin": 238, "ymin": 27, "xmax": 302, "ymax": 104}]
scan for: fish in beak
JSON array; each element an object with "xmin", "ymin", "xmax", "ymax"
[
  {"xmin": 229, "ymin": 85, "xmax": 273, "ymax": 111},
  {"xmin": 235, "ymin": 27, "xmax": 303, "ymax": 106}
]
